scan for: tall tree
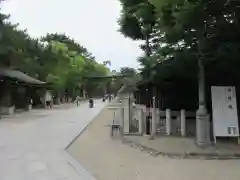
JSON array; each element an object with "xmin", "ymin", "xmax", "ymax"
[{"xmin": 148, "ymin": 0, "xmax": 240, "ymax": 144}]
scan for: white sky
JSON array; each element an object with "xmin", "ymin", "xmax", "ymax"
[{"xmin": 1, "ymin": 0, "xmax": 143, "ymax": 71}]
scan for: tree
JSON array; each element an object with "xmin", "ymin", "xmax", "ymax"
[
  {"xmin": 118, "ymin": 0, "xmax": 240, "ymax": 143},
  {"xmin": 0, "ymin": 12, "xmax": 111, "ymax": 102},
  {"xmin": 118, "ymin": 0, "xmax": 156, "ymax": 57},
  {"xmin": 143, "ymin": 0, "xmax": 240, "ymax": 144},
  {"xmin": 42, "ymin": 33, "xmax": 88, "ymax": 55},
  {"xmin": 118, "ymin": 0, "xmax": 167, "ymax": 83},
  {"xmin": 103, "ymin": 60, "xmax": 111, "ymax": 66}
]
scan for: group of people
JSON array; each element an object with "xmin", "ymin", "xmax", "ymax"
[
  {"xmin": 102, "ymin": 94, "xmax": 114, "ymax": 102},
  {"xmin": 75, "ymin": 94, "xmax": 115, "ymax": 108},
  {"xmin": 75, "ymin": 96, "xmax": 94, "ymax": 108}
]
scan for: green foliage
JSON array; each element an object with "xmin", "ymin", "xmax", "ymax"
[
  {"xmin": 119, "ymin": 0, "xmax": 240, "ymax": 110},
  {"xmin": 118, "ymin": 0, "xmax": 240, "ymax": 84},
  {"xmin": 0, "ymin": 12, "xmax": 111, "ymax": 99},
  {"xmin": 118, "ymin": 13, "xmax": 143, "ymax": 40},
  {"xmin": 118, "ymin": 0, "xmax": 156, "ymax": 58}
]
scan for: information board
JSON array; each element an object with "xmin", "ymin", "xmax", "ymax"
[{"xmin": 211, "ymin": 86, "xmax": 239, "ymax": 143}]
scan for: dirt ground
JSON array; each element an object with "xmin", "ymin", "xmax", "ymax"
[{"xmin": 67, "ymin": 107, "xmax": 240, "ymax": 180}]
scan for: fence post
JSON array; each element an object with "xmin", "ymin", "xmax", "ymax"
[
  {"xmin": 119, "ymin": 99, "xmax": 124, "ymax": 137},
  {"xmin": 166, "ymin": 109, "xmax": 172, "ymax": 135},
  {"xmin": 150, "ymin": 96, "xmax": 156, "ymax": 140},
  {"xmin": 138, "ymin": 108, "xmax": 143, "ymax": 135},
  {"xmin": 181, "ymin": 109, "xmax": 186, "ymax": 136}
]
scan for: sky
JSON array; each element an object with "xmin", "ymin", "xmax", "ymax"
[{"xmin": 1, "ymin": 0, "xmax": 143, "ymax": 71}]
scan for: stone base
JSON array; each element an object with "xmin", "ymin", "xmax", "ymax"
[{"xmin": 196, "ymin": 107, "xmax": 211, "ymax": 146}]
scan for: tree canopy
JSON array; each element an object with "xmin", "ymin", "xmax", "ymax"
[
  {"xmin": 118, "ymin": 0, "xmax": 240, "ymax": 109},
  {"xmin": 0, "ymin": 12, "xmax": 111, "ymax": 99},
  {"xmin": 119, "ymin": 0, "xmax": 240, "ymax": 85}
]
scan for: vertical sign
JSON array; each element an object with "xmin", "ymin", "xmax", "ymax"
[{"xmin": 211, "ymin": 86, "xmax": 239, "ymax": 143}]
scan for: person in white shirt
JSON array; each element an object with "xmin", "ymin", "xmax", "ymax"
[{"xmin": 76, "ymin": 96, "xmax": 81, "ymax": 106}]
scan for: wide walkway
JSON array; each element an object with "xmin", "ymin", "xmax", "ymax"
[{"xmin": 0, "ymin": 100, "xmax": 105, "ymax": 180}]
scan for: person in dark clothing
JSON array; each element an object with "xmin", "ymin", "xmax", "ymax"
[{"xmin": 89, "ymin": 97, "xmax": 94, "ymax": 108}]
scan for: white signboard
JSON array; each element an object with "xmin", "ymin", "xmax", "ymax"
[
  {"xmin": 211, "ymin": 86, "xmax": 239, "ymax": 143},
  {"xmin": 45, "ymin": 91, "xmax": 52, "ymax": 101}
]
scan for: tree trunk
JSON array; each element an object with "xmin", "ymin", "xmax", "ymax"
[{"xmin": 196, "ymin": 58, "xmax": 210, "ymax": 146}]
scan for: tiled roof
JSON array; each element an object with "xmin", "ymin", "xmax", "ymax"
[{"xmin": 0, "ymin": 68, "xmax": 46, "ymax": 85}]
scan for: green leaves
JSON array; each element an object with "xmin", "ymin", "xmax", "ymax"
[
  {"xmin": 118, "ymin": 0, "xmax": 156, "ymax": 41},
  {"xmin": 0, "ymin": 12, "xmax": 111, "ymax": 97},
  {"xmin": 121, "ymin": 0, "xmax": 240, "ymax": 86},
  {"xmin": 42, "ymin": 39, "xmax": 111, "ymax": 96},
  {"xmin": 118, "ymin": 12, "xmax": 144, "ymax": 40},
  {"xmin": 149, "ymin": 0, "xmax": 183, "ymax": 11}
]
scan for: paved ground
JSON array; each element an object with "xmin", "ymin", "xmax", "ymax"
[
  {"xmin": 68, "ymin": 106, "xmax": 240, "ymax": 180},
  {"xmin": 0, "ymin": 100, "xmax": 105, "ymax": 180}
]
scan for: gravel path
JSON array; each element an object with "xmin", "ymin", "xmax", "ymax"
[{"xmin": 68, "ymin": 107, "xmax": 240, "ymax": 180}]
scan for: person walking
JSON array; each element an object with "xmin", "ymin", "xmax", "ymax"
[
  {"xmin": 76, "ymin": 96, "xmax": 81, "ymax": 106},
  {"xmin": 44, "ymin": 91, "xmax": 53, "ymax": 108}
]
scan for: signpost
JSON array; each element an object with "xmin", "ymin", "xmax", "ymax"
[{"xmin": 211, "ymin": 86, "xmax": 239, "ymax": 144}]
